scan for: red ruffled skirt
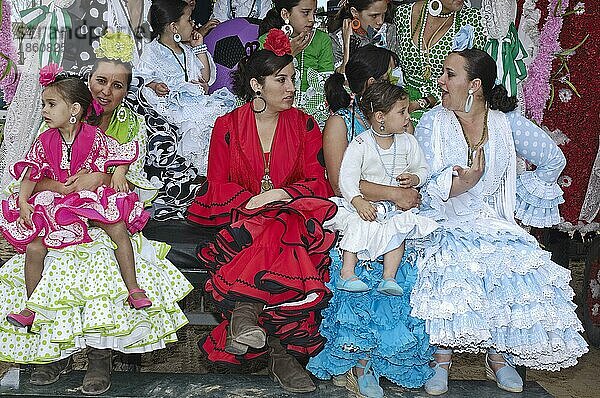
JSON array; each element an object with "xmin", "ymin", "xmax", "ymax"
[{"xmin": 197, "ymin": 197, "xmax": 337, "ymax": 364}]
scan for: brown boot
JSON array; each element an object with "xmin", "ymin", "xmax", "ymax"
[
  {"xmin": 30, "ymin": 356, "xmax": 73, "ymax": 385},
  {"xmin": 267, "ymin": 336, "xmax": 316, "ymax": 393},
  {"xmin": 225, "ymin": 301, "xmax": 266, "ymax": 354},
  {"xmin": 82, "ymin": 348, "xmax": 112, "ymax": 395}
]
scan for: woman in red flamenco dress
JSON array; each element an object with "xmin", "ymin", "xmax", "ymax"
[{"xmin": 186, "ymin": 29, "xmax": 337, "ymax": 393}]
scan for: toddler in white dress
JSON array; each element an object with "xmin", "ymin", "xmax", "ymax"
[{"xmin": 326, "ymin": 81, "xmax": 438, "ymax": 295}]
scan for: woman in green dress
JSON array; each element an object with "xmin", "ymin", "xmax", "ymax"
[
  {"xmin": 259, "ymin": 0, "xmax": 334, "ymax": 126},
  {"xmin": 394, "ymin": 0, "xmax": 486, "ymax": 122}
]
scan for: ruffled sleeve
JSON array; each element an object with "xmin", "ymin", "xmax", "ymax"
[
  {"xmin": 187, "ymin": 115, "xmax": 254, "ymax": 226},
  {"xmin": 405, "ymin": 133, "xmax": 429, "ymax": 187},
  {"xmin": 280, "ymin": 115, "xmax": 334, "ymax": 199},
  {"xmin": 134, "ymin": 40, "xmax": 161, "ymax": 84},
  {"xmin": 10, "ymin": 136, "xmax": 51, "ymax": 182},
  {"xmin": 508, "ymin": 112, "xmax": 566, "ymax": 227},
  {"xmin": 94, "ymin": 132, "xmax": 139, "ymax": 172},
  {"xmin": 124, "ymin": 117, "xmax": 159, "ymax": 205}
]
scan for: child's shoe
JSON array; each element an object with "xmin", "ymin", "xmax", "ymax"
[
  {"xmin": 336, "ymin": 274, "xmax": 369, "ymax": 292},
  {"xmin": 6, "ymin": 309, "xmax": 35, "ymax": 327},
  {"xmin": 376, "ymin": 278, "xmax": 404, "ymax": 295},
  {"xmin": 127, "ymin": 288, "xmax": 152, "ymax": 310}
]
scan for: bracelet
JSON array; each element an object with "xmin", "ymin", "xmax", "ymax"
[
  {"xmin": 417, "ymin": 98, "xmax": 429, "ymax": 110},
  {"xmin": 192, "ymin": 44, "xmax": 208, "ymax": 55}
]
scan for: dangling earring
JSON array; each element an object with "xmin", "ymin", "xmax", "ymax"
[
  {"xmin": 464, "ymin": 89, "xmax": 474, "ymax": 113},
  {"xmin": 282, "ymin": 19, "xmax": 293, "ymax": 37},
  {"xmin": 428, "ymin": 0, "xmax": 443, "ymax": 17},
  {"xmin": 69, "ymin": 114, "xmax": 77, "ymax": 124},
  {"xmin": 379, "ymin": 120, "xmax": 385, "ymax": 132},
  {"xmin": 173, "ymin": 32, "xmax": 182, "ymax": 43},
  {"xmin": 116, "ymin": 104, "xmax": 128, "ymax": 123},
  {"xmin": 251, "ymin": 90, "xmax": 267, "ymax": 113}
]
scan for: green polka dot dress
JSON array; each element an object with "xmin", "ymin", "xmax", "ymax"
[
  {"xmin": 0, "ymin": 229, "xmax": 192, "ymax": 364},
  {"xmin": 393, "ymin": 3, "xmax": 487, "ymax": 121}
]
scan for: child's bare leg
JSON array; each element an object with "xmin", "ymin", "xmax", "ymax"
[
  {"xmin": 382, "ymin": 242, "xmax": 405, "ymax": 280},
  {"xmin": 90, "ymin": 221, "xmax": 143, "ymax": 298},
  {"xmin": 19, "ymin": 237, "xmax": 47, "ymax": 316},
  {"xmin": 341, "ymin": 250, "xmax": 359, "ymax": 280}
]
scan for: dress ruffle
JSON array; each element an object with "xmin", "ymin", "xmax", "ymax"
[
  {"xmin": 307, "ymin": 246, "xmax": 434, "ymax": 388},
  {"xmin": 0, "ymin": 187, "xmax": 149, "ymax": 252},
  {"xmin": 0, "ymin": 229, "xmax": 192, "ymax": 364},
  {"xmin": 411, "ymin": 218, "xmax": 588, "ymax": 371},
  {"xmin": 515, "ymin": 171, "xmax": 564, "ymax": 227},
  {"xmin": 197, "ymin": 197, "xmax": 337, "ymax": 364}
]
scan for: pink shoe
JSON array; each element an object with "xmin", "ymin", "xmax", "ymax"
[
  {"xmin": 6, "ymin": 309, "xmax": 36, "ymax": 327},
  {"xmin": 127, "ymin": 288, "xmax": 152, "ymax": 310}
]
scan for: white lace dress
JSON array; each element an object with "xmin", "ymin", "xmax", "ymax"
[
  {"xmin": 325, "ymin": 131, "xmax": 438, "ymax": 260},
  {"xmin": 412, "ymin": 106, "xmax": 589, "ymax": 370},
  {"xmin": 134, "ymin": 39, "xmax": 235, "ymax": 175}
]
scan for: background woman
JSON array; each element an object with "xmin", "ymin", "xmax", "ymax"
[
  {"xmin": 259, "ymin": 0, "xmax": 334, "ymax": 126},
  {"xmin": 187, "ymin": 29, "xmax": 335, "ymax": 394},
  {"xmin": 329, "ymin": 0, "xmax": 396, "ymax": 74},
  {"xmin": 393, "ymin": 0, "xmax": 486, "ymax": 122},
  {"xmin": 413, "ymin": 48, "xmax": 588, "ymax": 395}
]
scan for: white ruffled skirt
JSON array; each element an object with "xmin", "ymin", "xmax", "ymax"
[{"xmin": 411, "ymin": 212, "xmax": 588, "ymax": 371}]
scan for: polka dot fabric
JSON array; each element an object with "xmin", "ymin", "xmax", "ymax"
[{"xmin": 0, "ymin": 229, "xmax": 192, "ymax": 364}]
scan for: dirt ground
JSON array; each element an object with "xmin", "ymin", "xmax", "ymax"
[{"xmin": 0, "ymin": 239, "xmax": 598, "ymax": 398}]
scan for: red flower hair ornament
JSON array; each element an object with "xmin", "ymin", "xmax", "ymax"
[{"xmin": 264, "ymin": 28, "xmax": 292, "ymax": 56}]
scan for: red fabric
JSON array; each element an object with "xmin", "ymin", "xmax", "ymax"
[
  {"xmin": 187, "ymin": 103, "xmax": 333, "ymax": 226},
  {"xmin": 188, "ymin": 104, "xmax": 337, "ymax": 364}
]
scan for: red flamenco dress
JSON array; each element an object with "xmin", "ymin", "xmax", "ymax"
[{"xmin": 187, "ymin": 103, "xmax": 337, "ymax": 364}]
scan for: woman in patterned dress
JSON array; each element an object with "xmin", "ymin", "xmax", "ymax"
[{"xmin": 393, "ymin": 0, "xmax": 486, "ymax": 122}]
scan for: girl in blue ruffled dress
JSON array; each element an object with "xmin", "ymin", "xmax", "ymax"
[
  {"xmin": 413, "ymin": 48, "xmax": 589, "ymax": 396},
  {"xmin": 308, "ymin": 46, "xmax": 435, "ymax": 398},
  {"xmin": 134, "ymin": 0, "xmax": 235, "ymax": 175}
]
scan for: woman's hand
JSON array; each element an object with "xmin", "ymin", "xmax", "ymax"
[
  {"xmin": 147, "ymin": 81, "xmax": 170, "ymax": 97},
  {"xmin": 351, "ymin": 196, "xmax": 377, "ymax": 222},
  {"xmin": 290, "ymin": 31, "xmax": 312, "ymax": 56},
  {"xmin": 450, "ymin": 147, "xmax": 486, "ymax": 197},
  {"xmin": 18, "ymin": 201, "xmax": 34, "ymax": 228},
  {"xmin": 245, "ymin": 189, "xmax": 292, "ymax": 209},
  {"xmin": 111, "ymin": 168, "xmax": 129, "ymax": 193},
  {"xmin": 396, "ymin": 173, "xmax": 419, "ymax": 188}
]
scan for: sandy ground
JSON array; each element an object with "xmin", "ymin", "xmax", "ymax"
[{"xmin": 0, "ymin": 238, "xmax": 598, "ymax": 398}]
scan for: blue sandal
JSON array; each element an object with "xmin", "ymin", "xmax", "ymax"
[
  {"xmin": 376, "ymin": 278, "xmax": 404, "ymax": 296},
  {"xmin": 424, "ymin": 348, "xmax": 452, "ymax": 396},
  {"xmin": 336, "ymin": 274, "xmax": 369, "ymax": 292},
  {"xmin": 345, "ymin": 360, "xmax": 383, "ymax": 398},
  {"xmin": 485, "ymin": 349, "xmax": 523, "ymax": 393}
]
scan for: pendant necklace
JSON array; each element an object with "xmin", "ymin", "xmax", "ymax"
[
  {"xmin": 258, "ymin": 130, "xmax": 275, "ymax": 192},
  {"xmin": 418, "ymin": 4, "xmax": 453, "ymax": 80},
  {"xmin": 372, "ymin": 129, "xmax": 398, "ymax": 185},
  {"xmin": 59, "ymin": 123, "xmax": 82, "ymax": 167},
  {"xmin": 462, "ymin": 108, "xmax": 489, "ymax": 167},
  {"xmin": 160, "ymin": 41, "xmax": 188, "ymax": 81}
]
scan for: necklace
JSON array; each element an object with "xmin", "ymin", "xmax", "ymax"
[
  {"xmin": 371, "ymin": 129, "xmax": 397, "ymax": 185},
  {"xmin": 371, "ymin": 129, "xmax": 394, "ymax": 138},
  {"xmin": 462, "ymin": 108, "xmax": 489, "ymax": 167},
  {"xmin": 59, "ymin": 124, "xmax": 82, "ymax": 163},
  {"xmin": 160, "ymin": 41, "xmax": 188, "ymax": 81},
  {"xmin": 417, "ymin": 2, "xmax": 454, "ymax": 80},
  {"xmin": 258, "ymin": 126, "xmax": 276, "ymax": 193}
]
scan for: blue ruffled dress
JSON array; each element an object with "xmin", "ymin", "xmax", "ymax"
[
  {"xmin": 307, "ymin": 108, "xmax": 435, "ymax": 388},
  {"xmin": 411, "ymin": 107, "xmax": 588, "ymax": 371}
]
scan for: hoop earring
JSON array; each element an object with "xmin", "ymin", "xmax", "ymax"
[
  {"xmin": 464, "ymin": 89, "xmax": 474, "ymax": 113},
  {"xmin": 69, "ymin": 115, "xmax": 77, "ymax": 124},
  {"xmin": 173, "ymin": 33, "xmax": 182, "ymax": 43},
  {"xmin": 428, "ymin": 0, "xmax": 443, "ymax": 17},
  {"xmin": 281, "ymin": 19, "xmax": 293, "ymax": 37},
  {"xmin": 379, "ymin": 120, "xmax": 385, "ymax": 132},
  {"xmin": 351, "ymin": 18, "xmax": 361, "ymax": 32},
  {"xmin": 251, "ymin": 91, "xmax": 267, "ymax": 113},
  {"xmin": 116, "ymin": 104, "xmax": 128, "ymax": 123}
]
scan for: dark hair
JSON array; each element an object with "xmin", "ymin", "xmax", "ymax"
[
  {"xmin": 90, "ymin": 59, "xmax": 133, "ymax": 87},
  {"xmin": 45, "ymin": 75, "xmax": 101, "ymax": 125},
  {"xmin": 359, "ymin": 80, "xmax": 408, "ymax": 120},
  {"xmin": 325, "ymin": 45, "xmax": 398, "ymax": 112},
  {"xmin": 329, "ymin": 0, "xmax": 393, "ymax": 33},
  {"xmin": 232, "ymin": 48, "xmax": 294, "ymax": 102},
  {"xmin": 454, "ymin": 48, "xmax": 518, "ymax": 113},
  {"xmin": 149, "ymin": 0, "xmax": 189, "ymax": 40},
  {"xmin": 259, "ymin": 0, "xmax": 303, "ymax": 36}
]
